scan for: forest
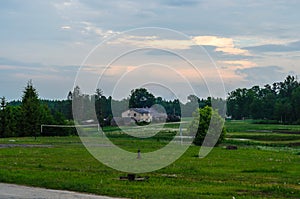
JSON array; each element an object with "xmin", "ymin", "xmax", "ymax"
[
  {"xmin": 0, "ymin": 81, "xmax": 215, "ymax": 137},
  {"xmin": 1, "ymin": 75, "xmax": 300, "ymax": 138},
  {"xmin": 227, "ymin": 75, "xmax": 300, "ymax": 124}
]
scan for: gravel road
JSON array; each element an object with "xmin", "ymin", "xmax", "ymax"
[{"xmin": 0, "ymin": 183, "xmax": 126, "ymax": 199}]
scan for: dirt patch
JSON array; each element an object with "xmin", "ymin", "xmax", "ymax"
[
  {"xmin": 272, "ymin": 130, "xmax": 300, "ymax": 134},
  {"xmin": 0, "ymin": 144, "xmax": 53, "ymax": 148},
  {"xmin": 288, "ymin": 142, "xmax": 300, "ymax": 147},
  {"xmin": 246, "ymin": 129, "xmax": 300, "ymax": 134}
]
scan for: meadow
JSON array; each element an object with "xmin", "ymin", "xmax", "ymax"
[{"xmin": 0, "ymin": 120, "xmax": 299, "ymax": 198}]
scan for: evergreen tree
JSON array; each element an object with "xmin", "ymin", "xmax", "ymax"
[
  {"xmin": 6, "ymin": 106, "xmax": 21, "ymax": 137},
  {"xmin": 72, "ymin": 86, "xmax": 84, "ymax": 122},
  {"xmin": 94, "ymin": 88, "xmax": 105, "ymax": 126},
  {"xmin": 0, "ymin": 100, "xmax": 21, "ymax": 138},
  {"xmin": 40, "ymin": 104, "xmax": 55, "ymax": 125},
  {"xmin": 20, "ymin": 80, "xmax": 41, "ymax": 137},
  {"xmin": 0, "ymin": 97, "xmax": 7, "ymax": 137},
  {"xmin": 65, "ymin": 91, "xmax": 73, "ymax": 120}
]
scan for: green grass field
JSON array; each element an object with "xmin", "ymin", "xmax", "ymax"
[
  {"xmin": 0, "ymin": 120, "xmax": 299, "ymax": 198},
  {"xmin": 225, "ymin": 120, "xmax": 300, "ymax": 148}
]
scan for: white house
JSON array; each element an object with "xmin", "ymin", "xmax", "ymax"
[
  {"xmin": 121, "ymin": 108, "xmax": 167, "ymax": 123},
  {"xmin": 121, "ymin": 108, "xmax": 152, "ymax": 122}
]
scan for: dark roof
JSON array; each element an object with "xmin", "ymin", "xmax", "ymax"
[
  {"xmin": 130, "ymin": 108, "xmax": 167, "ymax": 117},
  {"xmin": 131, "ymin": 108, "xmax": 150, "ymax": 114}
]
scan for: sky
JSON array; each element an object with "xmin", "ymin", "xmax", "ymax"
[{"xmin": 1, "ymin": 0, "xmax": 300, "ymax": 101}]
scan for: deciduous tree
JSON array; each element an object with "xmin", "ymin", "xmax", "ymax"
[
  {"xmin": 189, "ymin": 106, "xmax": 226, "ymax": 146},
  {"xmin": 129, "ymin": 88, "xmax": 155, "ymax": 108}
]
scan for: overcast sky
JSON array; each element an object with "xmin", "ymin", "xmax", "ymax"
[{"xmin": 1, "ymin": 0, "xmax": 300, "ymax": 101}]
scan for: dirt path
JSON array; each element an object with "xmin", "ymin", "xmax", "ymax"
[
  {"xmin": 0, "ymin": 183, "xmax": 126, "ymax": 199},
  {"xmin": 0, "ymin": 144, "xmax": 53, "ymax": 148}
]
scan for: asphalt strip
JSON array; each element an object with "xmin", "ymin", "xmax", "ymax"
[{"xmin": 0, "ymin": 183, "xmax": 126, "ymax": 199}]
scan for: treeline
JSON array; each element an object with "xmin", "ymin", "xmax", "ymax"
[
  {"xmin": 3, "ymin": 75, "xmax": 299, "ymax": 138},
  {"xmin": 0, "ymin": 81, "xmax": 75, "ymax": 138},
  {"xmin": 227, "ymin": 75, "xmax": 300, "ymax": 124},
  {"xmin": 65, "ymin": 87, "xmax": 219, "ymax": 125},
  {"xmin": 0, "ymin": 82, "xmax": 222, "ymax": 138}
]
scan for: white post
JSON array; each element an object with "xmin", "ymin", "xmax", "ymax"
[{"xmin": 180, "ymin": 126, "xmax": 183, "ymax": 145}]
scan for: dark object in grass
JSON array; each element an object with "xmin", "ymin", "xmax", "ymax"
[
  {"xmin": 128, "ymin": 174, "xmax": 135, "ymax": 181},
  {"xmin": 272, "ymin": 130, "xmax": 300, "ymax": 134},
  {"xmin": 226, "ymin": 145, "xmax": 238, "ymax": 150},
  {"xmin": 137, "ymin": 149, "xmax": 141, "ymax": 159},
  {"xmin": 119, "ymin": 174, "xmax": 149, "ymax": 181}
]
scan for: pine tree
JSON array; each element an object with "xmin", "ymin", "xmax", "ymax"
[
  {"xmin": 0, "ymin": 96, "xmax": 7, "ymax": 137},
  {"xmin": 20, "ymin": 80, "xmax": 41, "ymax": 137}
]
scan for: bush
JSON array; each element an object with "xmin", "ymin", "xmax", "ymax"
[
  {"xmin": 252, "ymin": 120, "xmax": 279, "ymax": 124},
  {"xmin": 166, "ymin": 115, "xmax": 181, "ymax": 122},
  {"xmin": 188, "ymin": 106, "xmax": 226, "ymax": 146}
]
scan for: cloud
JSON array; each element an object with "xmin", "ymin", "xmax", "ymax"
[
  {"xmin": 80, "ymin": 21, "xmax": 119, "ymax": 38},
  {"xmin": 0, "ymin": 57, "xmax": 44, "ymax": 68},
  {"xmin": 235, "ymin": 66, "xmax": 287, "ymax": 85},
  {"xmin": 192, "ymin": 36, "xmax": 250, "ymax": 56},
  {"xmin": 221, "ymin": 60, "xmax": 257, "ymax": 69},
  {"xmin": 162, "ymin": 0, "xmax": 200, "ymax": 7},
  {"xmin": 109, "ymin": 34, "xmax": 250, "ymax": 56},
  {"xmin": 1, "ymin": 0, "xmax": 300, "ymax": 100},
  {"xmin": 109, "ymin": 35, "xmax": 191, "ymax": 50},
  {"xmin": 61, "ymin": 26, "xmax": 71, "ymax": 30},
  {"xmin": 13, "ymin": 73, "xmax": 64, "ymax": 81},
  {"xmin": 244, "ymin": 40, "xmax": 300, "ymax": 53},
  {"xmin": 0, "ymin": 57, "xmax": 78, "ymax": 78},
  {"xmin": 52, "ymin": 1, "xmax": 75, "ymax": 10},
  {"xmin": 145, "ymin": 49, "xmax": 176, "ymax": 56},
  {"xmin": 0, "ymin": 57, "xmax": 79, "ymax": 100}
]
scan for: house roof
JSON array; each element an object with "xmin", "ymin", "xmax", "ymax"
[
  {"xmin": 131, "ymin": 108, "xmax": 150, "ymax": 114},
  {"xmin": 127, "ymin": 108, "xmax": 167, "ymax": 117}
]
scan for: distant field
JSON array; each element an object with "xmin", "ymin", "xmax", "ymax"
[
  {"xmin": 225, "ymin": 120, "xmax": 300, "ymax": 147},
  {"xmin": 225, "ymin": 119, "xmax": 300, "ymax": 133},
  {"xmin": 0, "ymin": 120, "xmax": 299, "ymax": 198}
]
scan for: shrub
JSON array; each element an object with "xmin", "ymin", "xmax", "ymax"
[{"xmin": 188, "ymin": 106, "xmax": 226, "ymax": 146}]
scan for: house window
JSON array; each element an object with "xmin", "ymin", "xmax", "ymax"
[{"xmin": 134, "ymin": 113, "xmax": 136, "ymax": 117}]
